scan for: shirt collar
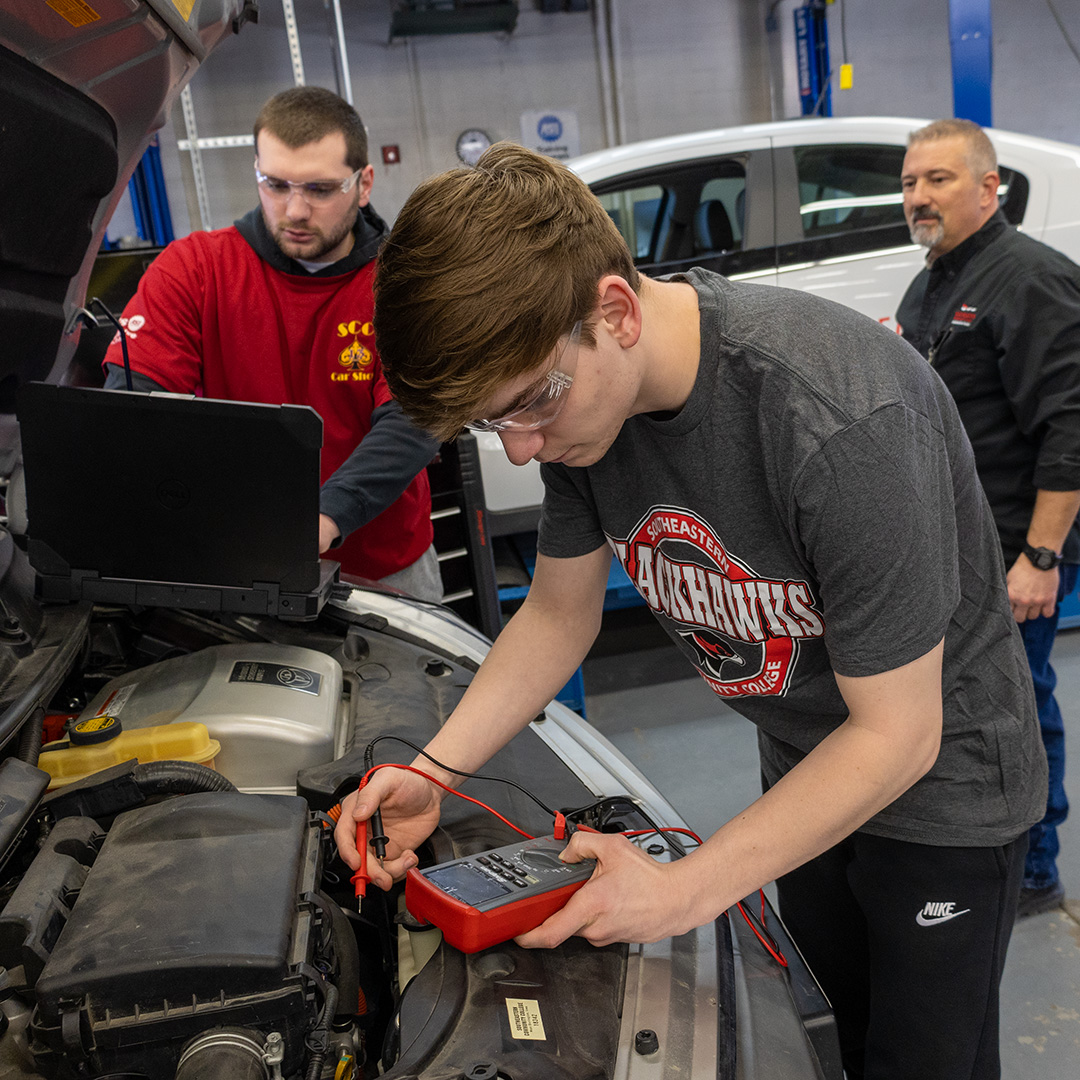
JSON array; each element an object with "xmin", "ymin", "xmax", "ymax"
[{"xmin": 929, "ymin": 209, "xmax": 1009, "ymax": 277}]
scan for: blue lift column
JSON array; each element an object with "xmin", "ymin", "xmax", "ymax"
[
  {"xmin": 794, "ymin": 2, "xmax": 832, "ymax": 117},
  {"xmin": 949, "ymin": 0, "xmax": 993, "ymax": 126},
  {"xmin": 126, "ymin": 136, "xmax": 175, "ymax": 247}
]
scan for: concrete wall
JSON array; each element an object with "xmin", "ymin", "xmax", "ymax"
[{"xmin": 141, "ymin": 0, "xmax": 1080, "ymax": 244}]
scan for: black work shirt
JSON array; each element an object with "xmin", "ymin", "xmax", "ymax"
[{"xmin": 897, "ymin": 210, "xmax": 1080, "ymax": 565}]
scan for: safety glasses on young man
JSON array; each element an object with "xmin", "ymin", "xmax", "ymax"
[
  {"xmin": 465, "ymin": 321, "xmax": 583, "ymax": 433},
  {"xmin": 254, "ymin": 163, "xmax": 363, "ymax": 203}
]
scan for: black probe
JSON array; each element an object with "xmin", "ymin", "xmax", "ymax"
[{"xmin": 363, "ymin": 746, "xmax": 389, "ymax": 860}]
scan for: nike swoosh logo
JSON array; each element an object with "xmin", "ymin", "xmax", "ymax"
[{"xmin": 916, "ymin": 908, "xmax": 971, "ymax": 927}]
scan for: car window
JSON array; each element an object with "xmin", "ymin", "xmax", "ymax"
[
  {"xmin": 996, "ymin": 165, "xmax": 1030, "ymax": 225},
  {"xmin": 795, "ymin": 144, "xmax": 907, "ymax": 241},
  {"xmin": 597, "ymin": 184, "xmax": 670, "ymax": 260},
  {"xmin": 591, "ymin": 156, "xmax": 774, "ymax": 278},
  {"xmin": 697, "ymin": 175, "xmax": 745, "ymax": 251},
  {"xmin": 597, "ymin": 164, "xmax": 747, "ymax": 263},
  {"xmin": 774, "ymin": 143, "xmax": 912, "ymax": 265}
]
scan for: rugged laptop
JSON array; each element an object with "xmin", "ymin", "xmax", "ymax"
[{"xmin": 17, "ymin": 383, "xmax": 338, "ymax": 620}]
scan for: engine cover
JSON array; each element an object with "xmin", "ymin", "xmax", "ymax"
[
  {"xmin": 30, "ymin": 793, "xmax": 321, "ymax": 1078},
  {"xmin": 76, "ymin": 643, "xmax": 344, "ymax": 791}
]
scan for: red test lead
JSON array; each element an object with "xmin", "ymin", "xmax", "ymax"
[{"xmin": 351, "ymin": 817, "xmax": 370, "ymax": 898}]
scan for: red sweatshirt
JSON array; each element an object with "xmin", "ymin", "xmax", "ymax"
[{"xmin": 103, "ymin": 209, "xmax": 433, "ymax": 581}]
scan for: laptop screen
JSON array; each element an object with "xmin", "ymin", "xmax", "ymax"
[{"xmin": 18, "ymin": 383, "xmax": 336, "ymax": 618}]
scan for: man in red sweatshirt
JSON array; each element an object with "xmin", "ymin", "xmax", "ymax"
[{"xmin": 103, "ymin": 87, "xmax": 440, "ymax": 599}]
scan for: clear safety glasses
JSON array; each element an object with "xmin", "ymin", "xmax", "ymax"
[
  {"xmin": 465, "ymin": 321, "xmax": 583, "ymax": 433},
  {"xmin": 254, "ymin": 163, "xmax": 363, "ymax": 203}
]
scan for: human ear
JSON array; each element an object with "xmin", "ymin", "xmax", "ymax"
[
  {"xmin": 596, "ymin": 275, "xmax": 642, "ymax": 348},
  {"xmin": 357, "ymin": 165, "xmax": 375, "ymax": 206}
]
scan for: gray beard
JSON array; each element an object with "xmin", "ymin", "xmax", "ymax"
[{"xmin": 909, "ymin": 218, "xmax": 944, "ymax": 251}]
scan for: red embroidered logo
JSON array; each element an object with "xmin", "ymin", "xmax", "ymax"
[
  {"xmin": 611, "ymin": 508, "xmax": 825, "ymax": 698},
  {"xmin": 950, "ymin": 303, "xmax": 977, "ymax": 326}
]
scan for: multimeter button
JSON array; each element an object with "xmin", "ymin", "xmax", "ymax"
[
  {"xmin": 477, "ymin": 857, "xmax": 491, "ymax": 865},
  {"xmin": 511, "ymin": 867, "xmax": 527, "ymax": 876},
  {"xmin": 490, "ymin": 854, "xmax": 505, "ymax": 864},
  {"xmin": 513, "ymin": 879, "xmax": 527, "ymax": 888}
]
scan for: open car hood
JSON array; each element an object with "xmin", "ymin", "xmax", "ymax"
[{"xmin": 0, "ymin": 0, "xmax": 254, "ymax": 466}]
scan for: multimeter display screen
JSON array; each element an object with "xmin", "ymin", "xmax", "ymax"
[{"xmin": 426, "ymin": 863, "xmax": 511, "ymax": 905}]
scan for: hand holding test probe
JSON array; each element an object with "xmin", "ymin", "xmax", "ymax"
[{"xmin": 335, "ymin": 762, "xmax": 443, "ymax": 893}]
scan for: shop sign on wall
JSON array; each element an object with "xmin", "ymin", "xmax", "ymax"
[{"xmin": 520, "ymin": 110, "xmax": 580, "ymax": 161}]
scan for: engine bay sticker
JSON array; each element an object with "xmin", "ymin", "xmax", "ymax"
[
  {"xmin": 505, "ymin": 998, "xmax": 547, "ymax": 1041},
  {"xmin": 169, "ymin": 0, "xmax": 196, "ymax": 20},
  {"xmin": 46, "ymin": 0, "xmax": 101, "ymax": 28},
  {"xmin": 229, "ymin": 661, "xmax": 322, "ymax": 695},
  {"xmin": 94, "ymin": 683, "xmax": 135, "ymax": 718}
]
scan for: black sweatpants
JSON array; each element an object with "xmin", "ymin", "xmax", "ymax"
[{"xmin": 775, "ymin": 831, "xmax": 1026, "ymax": 1080}]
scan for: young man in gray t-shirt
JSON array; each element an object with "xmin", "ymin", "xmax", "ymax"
[{"xmin": 334, "ymin": 144, "xmax": 1045, "ymax": 1080}]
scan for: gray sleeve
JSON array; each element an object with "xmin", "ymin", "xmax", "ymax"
[
  {"xmin": 102, "ymin": 364, "xmax": 168, "ymax": 392},
  {"xmin": 536, "ymin": 462, "xmax": 608, "ymax": 558},
  {"xmin": 318, "ymin": 399, "xmax": 439, "ymax": 541},
  {"xmin": 792, "ymin": 403, "xmax": 960, "ymax": 678}
]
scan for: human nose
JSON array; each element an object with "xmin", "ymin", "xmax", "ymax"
[
  {"xmin": 906, "ymin": 177, "xmax": 931, "ymax": 207},
  {"xmin": 498, "ymin": 428, "xmax": 545, "ymax": 466},
  {"xmin": 285, "ymin": 187, "xmax": 312, "ymax": 217}
]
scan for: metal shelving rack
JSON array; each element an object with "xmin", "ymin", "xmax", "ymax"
[{"xmin": 177, "ymin": 0, "xmax": 354, "ymax": 230}]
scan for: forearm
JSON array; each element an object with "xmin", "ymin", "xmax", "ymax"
[
  {"xmin": 102, "ymin": 365, "xmax": 168, "ymax": 392},
  {"xmin": 670, "ymin": 711, "xmax": 940, "ymax": 930},
  {"xmin": 320, "ymin": 401, "xmax": 439, "ymax": 539},
  {"xmin": 1025, "ymin": 488, "xmax": 1080, "ymax": 553},
  {"xmin": 413, "ymin": 548, "xmax": 610, "ymax": 791},
  {"xmin": 668, "ymin": 642, "xmax": 944, "ymax": 933}
]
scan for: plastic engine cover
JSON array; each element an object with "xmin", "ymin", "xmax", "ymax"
[
  {"xmin": 77, "ymin": 644, "xmax": 343, "ymax": 790},
  {"xmin": 31, "ymin": 792, "xmax": 319, "ymax": 1076}
]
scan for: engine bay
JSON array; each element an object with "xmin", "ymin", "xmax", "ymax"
[{"xmin": 0, "ymin": 589, "xmax": 646, "ymax": 1080}]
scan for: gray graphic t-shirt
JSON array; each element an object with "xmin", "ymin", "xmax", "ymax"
[{"xmin": 538, "ymin": 268, "xmax": 1044, "ymax": 847}]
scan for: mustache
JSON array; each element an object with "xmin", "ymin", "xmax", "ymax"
[{"xmin": 908, "ymin": 205, "xmax": 943, "ymax": 224}]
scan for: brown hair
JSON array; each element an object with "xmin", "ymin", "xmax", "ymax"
[
  {"xmin": 374, "ymin": 142, "xmax": 640, "ymax": 440},
  {"xmin": 254, "ymin": 87, "xmax": 368, "ymax": 170},
  {"xmin": 908, "ymin": 118, "xmax": 997, "ymax": 179}
]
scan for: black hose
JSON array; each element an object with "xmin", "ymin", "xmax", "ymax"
[
  {"xmin": 324, "ymin": 893, "xmax": 361, "ymax": 1022},
  {"xmin": 133, "ymin": 760, "xmax": 237, "ymax": 796},
  {"xmin": 16, "ymin": 706, "xmax": 43, "ymax": 766},
  {"xmin": 304, "ymin": 982, "xmax": 339, "ymax": 1080}
]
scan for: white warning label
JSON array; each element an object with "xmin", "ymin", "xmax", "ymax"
[
  {"xmin": 505, "ymin": 997, "xmax": 546, "ymax": 1041},
  {"xmin": 94, "ymin": 683, "xmax": 136, "ymax": 719}
]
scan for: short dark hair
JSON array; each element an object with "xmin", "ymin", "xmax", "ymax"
[
  {"xmin": 254, "ymin": 87, "xmax": 368, "ymax": 170},
  {"xmin": 374, "ymin": 142, "xmax": 639, "ymax": 440}
]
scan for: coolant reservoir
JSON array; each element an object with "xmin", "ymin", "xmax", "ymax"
[
  {"xmin": 38, "ymin": 721, "xmax": 220, "ymax": 789},
  {"xmin": 76, "ymin": 644, "xmax": 344, "ymax": 792}
]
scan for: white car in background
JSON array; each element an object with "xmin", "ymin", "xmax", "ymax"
[{"xmin": 477, "ymin": 117, "xmax": 1080, "ymax": 527}]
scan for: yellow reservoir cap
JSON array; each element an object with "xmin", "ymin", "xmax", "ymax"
[{"xmin": 38, "ymin": 721, "xmax": 221, "ymax": 788}]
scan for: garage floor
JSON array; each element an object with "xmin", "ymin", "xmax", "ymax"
[{"xmin": 581, "ymin": 613, "xmax": 1080, "ymax": 1078}]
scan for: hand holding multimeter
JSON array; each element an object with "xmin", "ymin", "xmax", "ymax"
[
  {"xmin": 334, "ymin": 752, "xmax": 602, "ymax": 951},
  {"xmin": 404, "ymin": 835, "xmax": 596, "ymax": 953}
]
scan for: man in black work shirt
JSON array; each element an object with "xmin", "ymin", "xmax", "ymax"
[{"xmin": 897, "ymin": 118, "xmax": 1080, "ymax": 917}]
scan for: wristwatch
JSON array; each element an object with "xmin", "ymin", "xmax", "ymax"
[{"xmin": 1022, "ymin": 543, "xmax": 1063, "ymax": 570}]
